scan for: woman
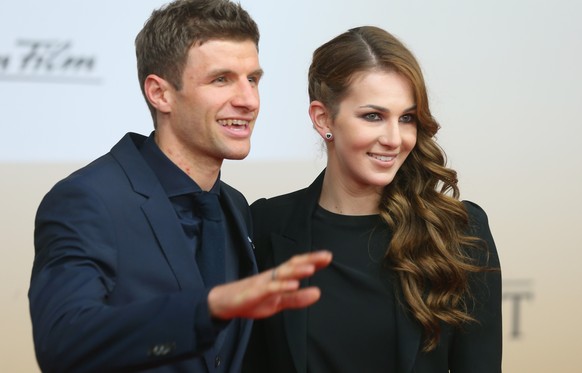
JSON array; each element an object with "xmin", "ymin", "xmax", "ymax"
[{"xmin": 244, "ymin": 26, "xmax": 501, "ymax": 373}]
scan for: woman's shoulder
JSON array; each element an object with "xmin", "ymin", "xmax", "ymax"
[
  {"xmin": 461, "ymin": 200, "xmax": 500, "ymax": 266},
  {"xmin": 249, "ymin": 187, "xmax": 313, "ymax": 238},
  {"xmin": 461, "ymin": 200, "xmax": 492, "ymax": 236},
  {"xmin": 251, "ymin": 187, "xmax": 310, "ymax": 213},
  {"xmin": 251, "ymin": 169, "xmax": 325, "ymax": 214},
  {"xmin": 462, "ymin": 200, "xmax": 490, "ymax": 226}
]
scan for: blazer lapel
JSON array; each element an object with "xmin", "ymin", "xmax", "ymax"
[
  {"xmin": 111, "ymin": 133, "xmax": 201, "ymax": 290},
  {"xmin": 215, "ymin": 184, "xmax": 256, "ymax": 371},
  {"xmin": 272, "ymin": 235, "xmax": 309, "ymax": 373},
  {"xmin": 270, "ymin": 171, "xmax": 325, "ymax": 373},
  {"xmin": 141, "ymin": 197, "xmax": 200, "ymax": 289},
  {"xmin": 219, "ymin": 187, "xmax": 257, "ymax": 274}
]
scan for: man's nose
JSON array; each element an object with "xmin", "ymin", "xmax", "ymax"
[{"xmin": 231, "ymin": 80, "xmax": 259, "ymax": 111}]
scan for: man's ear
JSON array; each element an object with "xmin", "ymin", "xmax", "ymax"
[
  {"xmin": 144, "ymin": 74, "xmax": 173, "ymax": 114},
  {"xmin": 309, "ymin": 100, "xmax": 333, "ymax": 140}
]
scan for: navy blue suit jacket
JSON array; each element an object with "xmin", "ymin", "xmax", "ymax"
[
  {"xmin": 243, "ymin": 171, "xmax": 502, "ymax": 373},
  {"xmin": 29, "ymin": 133, "xmax": 257, "ymax": 372}
]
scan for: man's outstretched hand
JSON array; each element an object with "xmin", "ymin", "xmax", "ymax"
[{"xmin": 208, "ymin": 250, "xmax": 332, "ymax": 320}]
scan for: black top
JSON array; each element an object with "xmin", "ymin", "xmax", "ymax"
[
  {"xmin": 243, "ymin": 170, "xmax": 502, "ymax": 373},
  {"xmin": 307, "ymin": 205, "xmax": 397, "ymax": 373}
]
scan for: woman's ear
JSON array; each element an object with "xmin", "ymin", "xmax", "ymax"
[
  {"xmin": 309, "ymin": 100, "xmax": 333, "ymax": 140},
  {"xmin": 144, "ymin": 74, "xmax": 173, "ymax": 114}
]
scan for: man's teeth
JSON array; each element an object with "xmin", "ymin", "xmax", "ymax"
[
  {"xmin": 369, "ymin": 154, "xmax": 395, "ymax": 161},
  {"xmin": 218, "ymin": 119, "xmax": 248, "ymax": 126}
]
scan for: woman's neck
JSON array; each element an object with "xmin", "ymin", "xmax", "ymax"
[{"xmin": 318, "ymin": 171, "xmax": 382, "ymax": 215}]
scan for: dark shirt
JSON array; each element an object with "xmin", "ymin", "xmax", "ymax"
[
  {"xmin": 308, "ymin": 205, "xmax": 397, "ymax": 373},
  {"xmin": 140, "ymin": 132, "xmax": 240, "ymax": 372}
]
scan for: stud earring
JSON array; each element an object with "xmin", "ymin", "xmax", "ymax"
[{"xmin": 325, "ymin": 132, "xmax": 333, "ymax": 140}]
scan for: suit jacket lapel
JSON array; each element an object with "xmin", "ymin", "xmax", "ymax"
[
  {"xmin": 141, "ymin": 198, "xmax": 201, "ymax": 289},
  {"xmin": 111, "ymin": 133, "xmax": 201, "ymax": 290},
  {"xmin": 269, "ymin": 171, "xmax": 325, "ymax": 373},
  {"xmin": 216, "ymin": 183, "xmax": 257, "ymax": 370},
  {"xmin": 272, "ymin": 235, "xmax": 309, "ymax": 373},
  {"xmin": 220, "ymin": 187, "xmax": 257, "ymax": 274}
]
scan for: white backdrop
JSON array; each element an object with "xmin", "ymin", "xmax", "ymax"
[
  {"xmin": 3, "ymin": 0, "xmax": 579, "ymax": 166},
  {"xmin": 1, "ymin": 0, "xmax": 581, "ymax": 371}
]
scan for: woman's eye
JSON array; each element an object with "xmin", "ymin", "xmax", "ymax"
[
  {"xmin": 364, "ymin": 113, "xmax": 381, "ymax": 121},
  {"xmin": 400, "ymin": 114, "xmax": 416, "ymax": 123}
]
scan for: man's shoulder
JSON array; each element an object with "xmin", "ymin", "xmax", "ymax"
[
  {"xmin": 220, "ymin": 181, "xmax": 245, "ymax": 199},
  {"xmin": 46, "ymin": 133, "xmax": 146, "ymax": 196},
  {"xmin": 220, "ymin": 181, "xmax": 250, "ymax": 210}
]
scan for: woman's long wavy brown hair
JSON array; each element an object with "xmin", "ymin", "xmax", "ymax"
[{"xmin": 308, "ymin": 26, "xmax": 484, "ymax": 351}]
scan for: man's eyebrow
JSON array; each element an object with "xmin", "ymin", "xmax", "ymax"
[
  {"xmin": 251, "ymin": 68, "xmax": 264, "ymax": 78},
  {"xmin": 206, "ymin": 68, "xmax": 232, "ymax": 77},
  {"xmin": 206, "ymin": 68, "xmax": 264, "ymax": 78}
]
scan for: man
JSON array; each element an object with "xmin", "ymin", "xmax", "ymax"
[{"xmin": 28, "ymin": 1, "xmax": 332, "ymax": 372}]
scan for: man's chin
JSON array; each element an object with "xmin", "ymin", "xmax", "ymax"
[{"xmin": 224, "ymin": 150, "xmax": 251, "ymax": 161}]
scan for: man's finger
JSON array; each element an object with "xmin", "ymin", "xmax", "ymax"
[
  {"xmin": 290, "ymin": 250, "xmax": 333, "ymax": 266},
  {"xmin": 278, "ymin": 287, "xmax": 322, "ymax": 310},
  {"xmin": 274, "ymin": 251, "xmax": 333, "ymax": 281}
]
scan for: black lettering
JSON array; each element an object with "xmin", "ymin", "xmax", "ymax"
[
  {"xmin": 503, "ymin": 290, "xmax": 533, "ymax": 338},
  {"xmin": 45, "ymin": 41, "xmax": 71, "ymax": 72},
  {"xmin": 0, "ymin": 55, "xmax": 9, "ymax": 70},
  {"xmin": 60, "ymin": 56, "xmax": 95, "ymax": 72},
  {"xmin": 18, "ymin": 40, "xmax": 47, "ymax": 71},
  {"xmin": 17, "ymin": 40, "xmax": 95, "ymax": 74}
]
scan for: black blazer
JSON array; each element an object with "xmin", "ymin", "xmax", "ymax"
[
  {"xmin": 243, "ymin": 171, "xmax": 502, "ymax": 373},
  {"xmin": 29, "ymin": 133, "xmax": 257, "ymax": 372}
]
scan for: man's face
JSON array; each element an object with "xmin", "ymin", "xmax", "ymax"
[{"xmin": 162, "ymin": 39, "xmax": 263, "ymax": 166}]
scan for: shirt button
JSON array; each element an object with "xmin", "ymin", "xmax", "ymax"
[{"xmin": 215, "ymin": 355, "xmax": 221, "ymax": 367}]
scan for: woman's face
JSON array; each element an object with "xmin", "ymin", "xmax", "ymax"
[{"xmin": 326, "ymin": 70, "xmax": 417, "ymax": 192}]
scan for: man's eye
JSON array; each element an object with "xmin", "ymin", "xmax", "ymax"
[
  {"xmin": 214, "ymin": 76, "xmax": 226, "ymax": 83},
  {"xmin": 248, "ymin": 75, "xmax": 262, "ymax": 86}
]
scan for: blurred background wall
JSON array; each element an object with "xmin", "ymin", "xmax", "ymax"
[{"xmin": 1, "ymin": 0, "xmax": 581, "ymax": 371}]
